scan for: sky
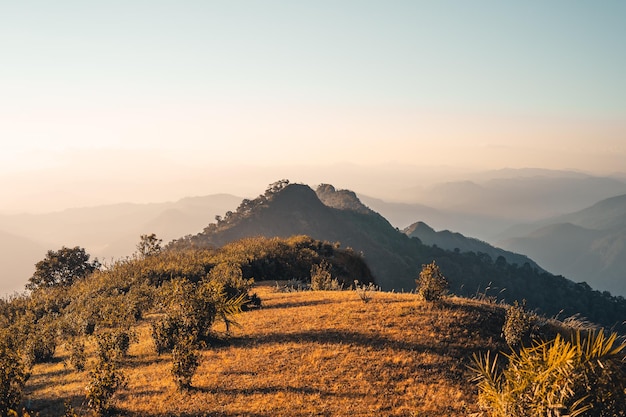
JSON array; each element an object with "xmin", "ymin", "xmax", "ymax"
[{"xmin": 1, "ymin": 1, "xmax": 625, "ymax": 212}]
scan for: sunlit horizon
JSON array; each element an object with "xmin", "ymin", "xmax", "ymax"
[{"xmin": 1, "ymin": 1, "xmax": 625, "ymax": 212}]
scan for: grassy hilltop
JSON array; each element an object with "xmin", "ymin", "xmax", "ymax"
[{"xmin": 25, "ymin": 283, "xmax": 507, "ymax": 417}]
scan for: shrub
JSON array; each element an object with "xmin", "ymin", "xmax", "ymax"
[
  {"xmin": 310, "ymin": 261, "xmax": 340, "ymax": 291},
  {"xmin": 94, "ymin": 330, "xmax": 133, "ymax": 363},
  {"xmin": 416, "ymin": 261, "xmax": 448, "ymax": 301},
  {"xmin": 354, "ymin": 281, "xmax": 378, "ymax": 303},
  {"xmin": 24, "ymin": 328, "xmax": 56, "ymax": 367},
  {"xmin": 0, "ymin": 335, "xmax": 29, "ymax": 416},
  {"xmin": 67, "ymin": 339, "xmax": 86, "ymax": 371},
  {"xmin": 85, "ymin": 359, "xmax": 126, "ymax": 416},
  {"xmin": 471, "ymin": 330, "xmax": 626, "ymax": 417},
  {"xmin": 171, "ymin": 336, "xmax": 200, "ymax": 391},
  {"xmin": 502, "ymin": 300, "xmax": 536, "ymax": 347},
  {"xmin": 152, "ymin": 277, "xmax": 247, "ymax": 354}
]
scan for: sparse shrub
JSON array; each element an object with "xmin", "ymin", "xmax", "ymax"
[
  {"xmin": 502, "ymin": 300, "xmax": 536, "ymax": 347},
  {"xmin": 354, "ymin": 280, "xmax": 378, "ymax": 303},
  {"xmin": 85, "ymin": 358, "xmax": 126, "ymax": 416},
  {"xmin": 310, "ymin": 261, "xmax": 341, "ymax": 291},
  {"xmin": 471, "ymin": 330, "xmax": 626, "ymax": 417},
  {"xmin": 171, "ymin": 336, "xmax": 200, "ymax": 391},
  {"xmin": 416, "ymin": 261, "xmax": 448, "ymax": 301}
]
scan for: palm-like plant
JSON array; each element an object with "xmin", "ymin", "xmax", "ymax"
[{"xmin": 470, "ymin": 330, "xmax": 626, "ymax": 417}]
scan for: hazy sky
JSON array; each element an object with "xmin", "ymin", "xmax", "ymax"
[{"xmin": 1, "ymin": 1, "xmax": 625, "ymax": 211}]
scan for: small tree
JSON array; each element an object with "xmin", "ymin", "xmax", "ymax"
[
  {"xmin": 416, "ymin": 261, "xmax": 448, "ymax": 301},
  {"xmin": 135, "ymin": 233, "xmax": 162, "ymax": 258},
  {"xmin": 27, "ymin": 246, "xmax": 98, "ymax": 290}
]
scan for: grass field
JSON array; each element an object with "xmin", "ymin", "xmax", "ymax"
[{"xmin": 24, "ymin": 283, "xmax": 508, "ymax": 416}]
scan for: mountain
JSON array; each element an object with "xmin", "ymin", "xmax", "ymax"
[
  {"xmin": 404, "ymin": 221, "xmax": 543, "ymax": 271},
  {"xmin": 0, "ymin": 194, "xmax": 241, "ymax": 292},
  {"xmin": 170, "ymin": 181, "xmax": 626, "ymax": 329},
  {"xmin": 499, "ymin": 194, "xmax": 626, "ymax": 297},
  {"xmin": 402, "ymin": 170, "xmax": 626, "ymax": 240}
]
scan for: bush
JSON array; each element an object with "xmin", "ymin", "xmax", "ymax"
[
  {"xmin": 0, "ymin": 336, "xmax": 29, "ymax": 416},
  {"xmin": 310, "ymin": 261, "xmax": 340, "ymax": 291},
  {"xmin": 354, "ymin": 281, "xmax": 378, "ymax": 303},
  {"xmin": 171, "ymin": 336, "xmax": 200, "ymax": 391},
  {"xmin": 24, "ymin": 329, "xmax": 56, "ymax": 367},
  {"xmin": 94, "ymin": 330, "xmax": 133, "ymax": 363},
  {"xmin": 416, "ymin": 261, "xmax": 448, "ymax": 301},
  {"xmin": 66, "ymin": 339, "xmax": 86, "ymax": 371},
  {"xmin": 471, "ymin": 330, "xmax": 626, "ymax": 417},
  {"xmin": 502, "ymin": 300, "xmax": 536, "ymax": 347},
  {"xmin": 85, "ymin": 359, "xmax": 126, "ymax": 416}
]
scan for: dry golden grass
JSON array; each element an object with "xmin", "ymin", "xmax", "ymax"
[{"xmin": 24, "ymin": 283, "xmax": 507, "ymax": 416}]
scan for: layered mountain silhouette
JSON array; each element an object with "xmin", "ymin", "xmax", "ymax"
[
  {"xmin": 404, "ymin": 221, "xmax": 543, "ymax": 271},
  {"xmin": 500, "ymin": 194, "xmax": 626, "ymax": 296},
  {"xmin": 398, "ymin": 169, "xmax": 626, "ymax": 240},
  {"xmin": 0, "ymin": 194, "xmax": 241, "ymax": 291},
  {"xmin": 171, "ymin": 181, "xmax": 626, "ymax": 329}
]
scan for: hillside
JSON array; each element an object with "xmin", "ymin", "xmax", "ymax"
[
  {"xmin": 171, "ymin": 181, "xmax": 626, "ymax": 329},
  {"xmin": 24, "ymin": 284, "xmax": 508, "ymax": 416},
  {"xmin": 404, "ymin": 221, "xmax": 543, "ymax": 271},
  {"xmin": 500, "ymin": 194, "xmax": 626, "ymax": 296}
]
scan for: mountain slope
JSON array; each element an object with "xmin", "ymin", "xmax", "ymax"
[
  {"xmin": 500, "ymin": 195, "xmax": 626, "ymax": 296},
  {"xmin": 404, "ymin": 221, "xmax": 543, "ymax": 271},
  {"xmin": 171, "ymin": 181, "xmax": 626, "ymax": 329}
]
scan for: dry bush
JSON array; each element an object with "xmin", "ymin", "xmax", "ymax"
[
  {"xmin": 310, "ymin": 260, "xmax": 341, "ymax": 291},
  {"xmin": 416, "ymin": 261, "xmax": 448, "ymax": 301},
  {"xmin": 502, "ymin": 300, "xmax": 536, "ymax": 347}
]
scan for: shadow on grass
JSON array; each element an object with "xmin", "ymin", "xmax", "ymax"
[
  {"xmin": 261, "ymin": 297, "xmax": 335, "ymax": 310},
  {"xmin": 190, "ymin": 383, "xmax": 358, "ymax": 399}
]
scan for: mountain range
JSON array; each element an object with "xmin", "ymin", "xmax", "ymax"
[
  {"xmin": 0, "ymin": 194, "xmax": 241, "ymax": 293},
  {"xmin": 499, "ymin": 194, "xmax": 626, "ymax": 296},
  {"xmin": 170, "ymin": 181, "xmax": 626, "ymax": 329},
  {"xmin": 403, "ymin": 221, "xmax": 543, "ymax": 271}
]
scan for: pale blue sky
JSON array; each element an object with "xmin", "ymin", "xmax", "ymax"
[{"xmin": 1, "ymin": 1, "xmax": 625, "ymax": 209}]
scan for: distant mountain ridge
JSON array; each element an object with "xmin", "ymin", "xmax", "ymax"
[
  {"xmin": 404, "ymin": 221, "xmax": 543, "ymax": 271},
  {"xmin": 0, "ymin": 194, "xmax": 242, "ymax": 291},
  {"xmin": 500, "ymin": 194, "xmax": 626, "ymax": 296},
  {"xmin": 170, "ymin": 181, "xmax": 626, "ymax": 329}
]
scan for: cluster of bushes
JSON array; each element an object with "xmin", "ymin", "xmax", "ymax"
[{"xmin": 0, "ymin": 233, "xmax": 375, "ymax": 413}]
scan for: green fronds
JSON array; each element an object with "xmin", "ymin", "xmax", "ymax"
[{"xmin": 471, "ymin": 330, "xmax": 626, "ymax": 417}]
